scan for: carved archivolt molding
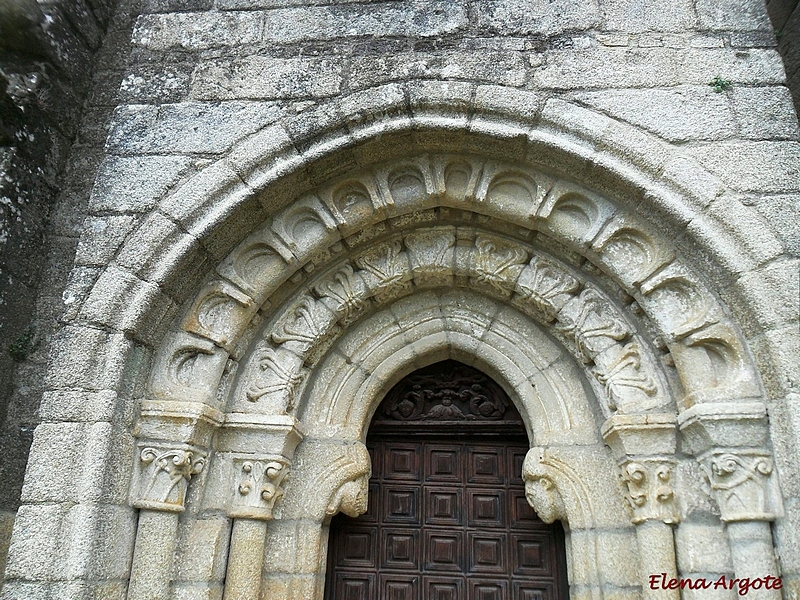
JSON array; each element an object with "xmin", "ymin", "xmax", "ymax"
[
  {"xmin": 233, "ymin": 229, "xmax": 667, "ymax": 421},
  {"xmin": 149, "ymin": 153, "xmax": 759, "ymax": 427},
  {"xmin": 133, "ymin": 151, "xmax": 778, "ymax": 534}
]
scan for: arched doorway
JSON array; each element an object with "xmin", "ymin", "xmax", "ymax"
[{"xmin": 325, "ymin": 360, "xmax": 569, "ymax": 600}]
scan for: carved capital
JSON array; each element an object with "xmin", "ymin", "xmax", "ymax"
[
  {"xmin": 131, "ymin": 443, "xmax": 206, "ymax": 512},
  {"xmin": 699, "ymin": 451, "xmax": 780, "ymax": 522},
  {"xmin": 619, "ymin": 459, "xmax": 679, "ymax": 524},
  {"xmin": 229, "ymin": 456, "xmax": 291, "ymax": 520}
]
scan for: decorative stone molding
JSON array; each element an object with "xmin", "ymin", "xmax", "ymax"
[
  {"xmin": 234, "ymin": 229, "xmax": 669, "ymax": 419},
  {"xmin": 229, "ymin": 455, "xmax": 291, "ymax": 520},
  {"xmin": 131, "ymin": 443, "xmax": 207, "ymax": 512},
  {"xmin": 679, "ymin": 403, "xmax": 783, "ymax": 522},
  {"xmin": 618, "ymin": 459, "xmax": 678, "ymax": 524},
  {"xmin": 522, "ymin": 447, "xmax": 592, "ymax": 528}
]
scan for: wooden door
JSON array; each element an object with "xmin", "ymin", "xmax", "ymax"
[{"xmin": 324, "ymin": 362, "xmax": 569, "ymax": 600}]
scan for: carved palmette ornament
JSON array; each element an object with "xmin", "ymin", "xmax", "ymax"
[
  {"xmin": 131, "ymin": 444, "xmax": 206, "ymax": 512},
  {"xmin": 699, "ymin": 452, "xmax": 780, "ymax": 522},
  {"xmin": 229, "ymin": 456, "xmax": 291, "ymax": 520},
  {"xmin": 619, "ymin": 459, "xmax": 679, "ymax": 524}
]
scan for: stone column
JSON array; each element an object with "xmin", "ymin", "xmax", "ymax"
[
  {"xmin": 126, "ymin": 400, "xmax": 221, "ymax": 600},
  {"xmin": 602, "ymin": 414, "xmax": 680, "ymax": 600},
  {"xmin": 223, "ymin": 456, "xmax": 291, "ymax": 600},
  {"xmin": 219, "ymin": 415, "xmax": 304, "ymax": 600},
  {"xmin": 127, "ymin": 443, "xmax": 207, "ymax": 600},
  {"xmin": 679, "ymin": 403, "xmax": 783, "ymax": 600}
]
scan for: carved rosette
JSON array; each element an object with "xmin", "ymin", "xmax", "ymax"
[
  {"xmin": 229, "ymin": 456, "xmax": 291, "ymax": 520},
  {"xmin": 131, "ymin": 443, "xmax": 207, "ymax": 512},
  {"xmin": 619, "ymin": 459, "xmax": 679, "ymax": 524},
  {"xmin": 699, "ymin": 451, "xmax": 778, "ymax": 522}
]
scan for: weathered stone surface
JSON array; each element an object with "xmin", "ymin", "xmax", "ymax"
[
  {"xmin": 88, "ymin": 155, "xmax": 195, "ymax": 213},
  {"xmin": 191, "ymin": 56, "xmax": 342, "ymax": 100},
  {"xmin": 106, "ymin": 102, "xmax": 285, "ymax": 155},
  {"xmin": 731, "ymin": 86, "xmax": 800, "ymax": 139},
  {"xmin": 696, "ymin": 0, "xmax": 773, "ymax": 31},
  {"xmin": 348, "ymin": 51, "xmax": 527, "ymax": 90},
  {"xmin": 684, "ymin": 141, "xmax": 800, "ymax": 193},
  {"xmin": 132, "ymin": 2, "xmax": 468, "ymax": 50},
  {"xmin": 474, "ymin": 0, "xmax": 600, "ymax": 35},
  {"xmin": 599, "ymin": 0, "xmax": 696, "ymax": 32},
  {"xmin": 573, "ymin": 87, "xmax": 736, "ymax": 141},
  {"xmin": 533, "ymin": 47, "xmax": 786, "ymax": 89}
]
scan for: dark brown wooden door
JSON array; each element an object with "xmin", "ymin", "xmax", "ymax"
[{"xmin": 325, "ymin": 437, "xmax": 568, "ymax": 600}]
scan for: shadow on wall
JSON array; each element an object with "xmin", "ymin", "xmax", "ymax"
[{"xmin": 767, "ymin": 0, "xmax": 800, "ymax": 115}]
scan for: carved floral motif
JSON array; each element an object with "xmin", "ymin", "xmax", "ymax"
[
  {"xmin": 355, "ymin": 240, "xmax": 411, "ymax": 303},
  {"xmin": 246, "ymin": 347, "xmax": 303, "ymax": 410},
  {"xmin": 594, "ymin": 343, "xmax": 658, "ymax": 412},
  {"xmin": 229, "ymin": 456, "xmax": 291, "ymax": 520},
  {"xmin": 313, "ymin": 265, "xmax": 366, "ymax": 324},
  {"xmin": 700, "ymin": 452, "xmax": 778, "ymax": 522},
  {"xmin": 474, "ymin": 235, "xmax": 528, "ymax": 294},
  {"xmin": 619, "ymin": 459, "xmax": 679, "ymax": 524},
  {"xmin": 557, "ymin": 288, "xmax": 633, "ymax": 361},
  {"xmin": 516, "ymin": 257, "xmax": 580, "ymax": 321},
  {"xmin": 132, "ymin": 445, "xmax": 206, "ymax": 512}
]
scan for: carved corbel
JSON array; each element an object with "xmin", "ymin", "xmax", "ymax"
[
  {"xmin": 522, "ymin": 449, "xmax": 568, "ymax": 524},
  {"xmin": 324, "ymin": 442, "xmax": 372, "ymax": 519},
  {"xmin": 131, "ymin": 442, "xmax": 207, "ymax": 512},
  {"xmin": 229, "ymin": 456, "xmax": 291, "ymax": 520}
]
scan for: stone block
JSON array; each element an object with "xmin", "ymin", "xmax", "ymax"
[
  {"xmin": 74, "ymin": 215, "xmax": 137, "ymax": 267},
  {"xmin": 39, "ymin": 390, "xmax": 120, "ymax": 423},
  {"xmin": 750, "ymin": 326, "xmax": 800, "ymax": 398},
  {"xmin": 60, "ymin": 503, "xmax": 136, "ymax": 579},
  {"xmin": 348, "ymin": 51, "xmax": 527, "ymax": 91},
  {"xmin": 119, "ymin": 63, "xmax": 193, "ymax": 104},
  {"xmin": 133, "ymin": 2, "xmax": 467, "ymax": 50},
  {"xmin": 106, "ymin": 102, "xmax": 285, "ymax": 155},
  {"xmin": 684, "ymin": 141, "xmax": 800, "ymax": 193},
  {"xmin": 731, "ymin": 86, "xmax": 800, "ymax": 140},
  {"xmin": 474, "ymin": 0, "xmax": 600, "ymax": 35},
  {"xmin": 594, "ymin": 528, "xmax": 640, "ymax": 586},
  {"xmin": 474, "ymin": 85, "xmax": 543, "ymax": 122},
  {"xmin": 88, "ymin": 154, "xmax": 195, "ymax": 214},
  {"xmin": 174, "ymin": 518, "xmax": 231, "ymax": 582},
  {"xmin": 572, "ymin": 87, "xmax": 736, "ymax": 142},
  {"xmin": 132, "ymin": 11, "xmax": 263, "ymax": 50},
  {"xmin": 79, "ymin": 265, "xmax": 173, "ymax": 335},
  {"xmin": 727, "ymin": 258, "xmax": 800, "ymax": 335},
  {"xmin": 4, "ymin": 503, "xmax": 69, "ymax": 581},
  {"xmin": 191, "ymin": 56, "xmax": 342, "ymax": 100},
  {"xmin": 752, "ymin": 194, "xmax": 800, "ymax": 255},
  {"xmin": 599, "ymin": 0, "xmax": 696, "ymax": 32},
  {"xmin": 533, "ymin": 47, "xmax": 785, "ymax": 89},
  {"xmin": 45, "ymin": 325, "xmax": 134, "ymax": 390},
  {"xmin": 696, "ymin": 0, "xmax": 773, "ymax": 31}
]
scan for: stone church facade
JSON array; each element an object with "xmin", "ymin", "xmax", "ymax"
[{"xmin": 0, "ymin": 0, "xmax": 799, "ymax": 599}]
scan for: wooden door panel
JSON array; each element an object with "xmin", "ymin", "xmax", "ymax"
[
  {"xmin": 326, "ymin": 438, "xmax": 567, "ymax": 600},
  {"xmin": 425, "ymin": 487, "xmax": 462, "ymax": 525},
  {"xmin": 424, "ymin": 530, "xmax": 463, "ymax": 572}
]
